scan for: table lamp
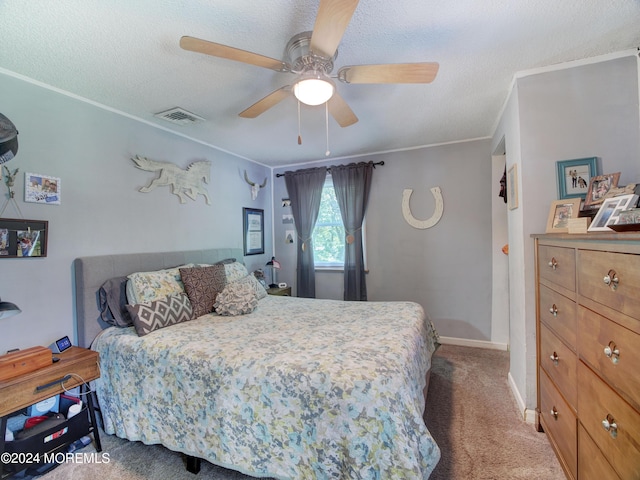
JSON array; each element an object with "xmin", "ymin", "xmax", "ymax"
[
  {"xmin": 0, "ymin": 296, "xmax": 21, "ymax": 319},
  {"xmin": 265, "ymin": 257, "xmax": 281, "ymax": 288}
]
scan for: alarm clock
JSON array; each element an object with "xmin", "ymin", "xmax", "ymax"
[{"xmin": 48, "ymin": 335, "xmax": 72, "ymax": 354}]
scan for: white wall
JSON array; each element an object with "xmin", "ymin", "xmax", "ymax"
[
  {"xmin": 0, "ymin": 71, "xmax": 272, "ymax": 354},
  {"xmin": 490, "ymin": 153, "xmax": 509, "ymax": 347},
  {"xmin": 491, "ymin": 85, "xmax": 529, "ymax": 411}
]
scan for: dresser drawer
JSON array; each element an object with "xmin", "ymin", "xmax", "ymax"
[
  {"xmin": 578, "ymin": 250, "xmax": 640, "ymax": 324},
  {"xmin": 540, "ymin": 368, "xmax": 577, "ymax": 479},
  {"xmin": 539, "ymin": 245, "xmax": 576, "ymax": 292},
  {"xmin": 578, "ymin": 306, "xmax": 640, "ymax": 412},
  {"xmin": 578, "ymin": 424, "xmax": 620, "ymax": 480},
  {"xmin": 539, "ymin": 284, "xmax": 577, "ymax": 349},
  {"xmin": 540, "ymin": 322, "xmax": 577, "ymax": 408},
  {"xmin": 577, "ymin": 362, "xmax": 640, "ymax": 480}
]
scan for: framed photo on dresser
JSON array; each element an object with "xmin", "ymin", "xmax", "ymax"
[
  {"xmin": 584, "ymin": 172, "xmax": 620, "ymax": 209},
  {"xmin": 555, "ymin": 157, "xmax": 599, "ymax": 200},
  {"xmin": 588, "ymin": 194, "xmax": 639, "ymax": 232},
  {"xmin": 545, "ymin": 199, "xmax": 582, "ymax": 233}
]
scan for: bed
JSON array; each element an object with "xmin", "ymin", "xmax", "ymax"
[{"xmin": 74, "ymin": 248, "xmax": 441, "ymax": 479}]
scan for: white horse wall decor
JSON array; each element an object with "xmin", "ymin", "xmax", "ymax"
[{"xmin": 131, "ymin": 155, "xmax": 211, "ymax": 205}]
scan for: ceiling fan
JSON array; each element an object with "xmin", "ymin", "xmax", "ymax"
[{"xmin": 179, "ymin": 0, "xmax": 439, "ymax": 128}]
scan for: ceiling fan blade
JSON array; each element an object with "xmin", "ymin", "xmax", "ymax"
[
  {"xmin": 338, "ymin": 62, "xmax": 439, "ymax": 84},
  {"xmin": 328, "ymin": 92, "xmax": 358, "ymax": 127},
  {"xmin": 238, "ymin": 86, "xmax": 291, "ymax": 118},
  {"xmin": 310, "ymin": 0, "xmax": 359, "ymax": 58},
  {"xmin": 180, "ymin": 36, "xmax": 288, "ymax": 72}
]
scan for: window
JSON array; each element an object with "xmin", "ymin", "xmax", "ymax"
[{"xmin": 313, "ymin": 178, "xmax": 344, "ymax": 268}]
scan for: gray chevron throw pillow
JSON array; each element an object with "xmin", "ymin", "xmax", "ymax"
[{"xmin": 127, "ymin": 292, "xmax": 194, "ymax": 336}]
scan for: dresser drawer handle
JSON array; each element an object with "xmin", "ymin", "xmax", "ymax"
[
  {"xmin": 35, "ymin": 374, "xmax": 72, "ymax": 392},
  {"xmin": 603, "ymin": 269, "xmax": 619, "ymax": 290},
  {"xmin": 603, "ymin": 341, "xmax": 620, "ymax": 365},
  {"xmin": 550, "ymin": 407, "xmax": 558, "ymax": 420},
  {"xmin": 549, "ymin": 352, "xmax": 559, "ymax": 366},
  {"xmin": 549, "ymin": 304, "xmax": 558, "ymax": 317},
  {"xmin": 548, "ymin": 258, "xmax": 558, "ymax": 270},
  {"xmin": 602, "ymin": 414, "xmax": 618, "ymax": 439}
]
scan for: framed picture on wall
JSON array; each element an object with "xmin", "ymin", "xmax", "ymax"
[
  {"xmin": 243, "ymin": 207, "xmax": 264, "ymax": 256},
  {"xmin": 0, "ymin": 218, "xmax": 48, "ymax": 258},
  {"xmin": 555, "ymin": 157, "xmax": 599, "ymax": 200},
  {"xmin": 545, "ymin": 199, "xmax": 582, "ymax": 233},
  {"xmin": 24, "ymin": 172, "xmax": 61, "ymax": 205}
]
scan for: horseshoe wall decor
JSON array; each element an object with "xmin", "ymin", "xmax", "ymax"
[{"xmin": 402, "ymin": 186, "xmax": 444, "ymax": 229}]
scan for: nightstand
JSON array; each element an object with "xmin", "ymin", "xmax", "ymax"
[
  {"xmin": 267, "ymin": 286, "xmax": 292, "ymax": 296},
  {"xmin": 0, "ymin": 347, "xmax": 101, "ymax": 477}
]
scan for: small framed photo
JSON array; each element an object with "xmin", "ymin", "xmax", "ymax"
[
  {"xmin": 584, "ymin": 172, "xmax": 620, "ymax": 209},
  {"xmin": 507, "ymin": 164, "xmax": 518, "ymax": 210},
  {"xmin": 545, "ymin": 199, "xmax": 582, "ymax": 233},
  {"xmin": 25, "ymin": 173, "xmax": 61, "ymax": 205},
  {"xmin": 556, "ymin": 157, "xmax": 599, "ymax": 200},
  {"xmin": 243, "ymin": 207, "xmax": 264, "ymax": 256},
  {"xmin": 588, "ymin": 194, "xmax": 640, "ymax": 232}
]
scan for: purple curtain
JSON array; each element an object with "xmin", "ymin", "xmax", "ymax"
[
  {"xmin": 331, "ymin": 161, "xmax": 374, "ymax": 301},
  {"xmin": 284, "ymin": 167, "xmax": 327, "ymax": 298}
]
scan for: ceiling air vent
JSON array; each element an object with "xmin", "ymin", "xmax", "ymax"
[{"xmin": 154, "ymin": 107, "xmax": 205, "ymax": 126}]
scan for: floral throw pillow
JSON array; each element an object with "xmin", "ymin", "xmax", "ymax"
[
  {"xmin": 224, "ymin": 261, "xmax": 249, "ymax": 284},
  {"xmin": 126, "ymin": 264, "xmax": 193, "ymax": 304},
  {"xmin": 235, "ymin": 274, "xmax": 268, "ymax": 300}
]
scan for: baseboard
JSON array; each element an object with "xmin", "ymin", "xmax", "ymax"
[
  {"xmin": 438, "ymin": 336, "xmax": 509, "ymax": 351},
  {"xmin": 507, "ymin": 371, "xmax": 537, "ymax": 424}
]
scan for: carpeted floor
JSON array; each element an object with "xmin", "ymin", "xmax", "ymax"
[
  {"xmin": 34, "ymin": 344, "xmax": 565, "ymax": 479},
  {"xmin": 424, "ymin": 345, "xmax": 565, "ymax": 479}
]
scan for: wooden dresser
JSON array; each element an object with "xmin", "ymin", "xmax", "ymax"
[{"xmin": 534, "ymin": 233, "xmax": 640, "ymax": 480}]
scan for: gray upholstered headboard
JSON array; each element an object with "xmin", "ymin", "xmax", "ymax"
[{"xmin": 73, "ymin": 248, "xmax": 244, "ymax": 348}]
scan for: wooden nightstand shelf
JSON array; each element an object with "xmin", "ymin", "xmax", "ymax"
[
  {"xmin": 0, "ymin": 347, "xmax": 101, "ymax": 477},
  {"xmin": 267, "ymin": 286, "xmax": 292, "ymax": 296}
]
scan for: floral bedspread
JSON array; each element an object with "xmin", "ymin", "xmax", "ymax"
[{"xmin": 92, "ymin": 296, "xmax": 441, "ymax": 479}]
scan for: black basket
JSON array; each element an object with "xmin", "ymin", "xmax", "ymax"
[{"xmin": 5, "ymin": 405, "xmax": 91, "ymax": 466}]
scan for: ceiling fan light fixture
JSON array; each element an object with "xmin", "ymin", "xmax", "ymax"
[{"xmin": 293, "ymin": 73, "xmax": 335, "ymax": 106}]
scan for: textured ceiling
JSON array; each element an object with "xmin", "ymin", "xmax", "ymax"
[{"xmin": 1, "ymin": 0, "xmax": 639, "ymax": 167}]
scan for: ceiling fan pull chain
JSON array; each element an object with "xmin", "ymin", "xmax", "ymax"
[
  {"xmin": 325, "ymin": 102, "xmax": 330, "ymax": 156},
  {"xmin": 297, "ymin": 100, "xmax": 302, "ymax": 145}
]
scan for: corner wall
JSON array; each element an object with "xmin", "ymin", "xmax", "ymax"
[
  {"xmin": 273, "ymin": 138, "xmax": 500, "ymax": 345},
  {"xmin": 0, "ymin": 71, "xmax": 272, "ymax": 353},
  {"xmin": 492, "ymin": 52, "xmax": 640, "ymax": 415}
]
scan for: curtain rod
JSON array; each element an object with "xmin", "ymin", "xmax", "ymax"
[{"xmin": 275, "ymin": 161, "xmax": 384, "ymax": 177}]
